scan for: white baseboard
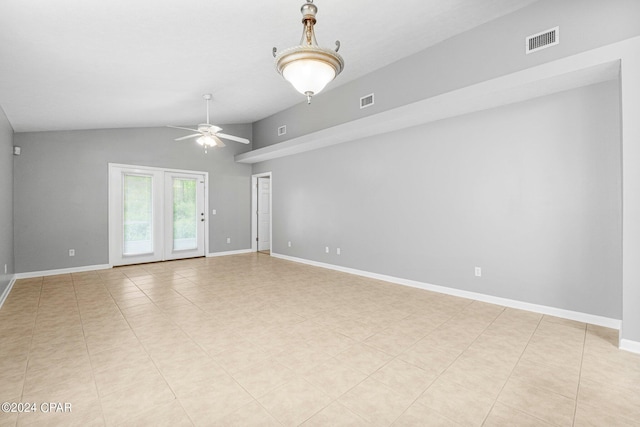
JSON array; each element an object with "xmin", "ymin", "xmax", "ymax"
[
  {"xmin": 207, "ymin": 249, "xmax": 254, "ymax": 258},
  {"xmin": 271, "ymin": 253, "xmax": 621, "ymax": 330},
  {"xmin": 0, "ymin": 276, "xmax": 16, "ymax": 310},
  {"xmin": 620, "ymin": 339, "xmax": 640, "ymax": 355},
  {"xmin": 14, "ymin": 264, "xmax": 112, "ymax": 279}
]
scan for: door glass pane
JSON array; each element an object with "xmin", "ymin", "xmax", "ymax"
[
  {"xmin": 123, "ymin": 174, "xmax": 153, "ymax": 255},
  {"xmin": 173, "ymin": 178, "xmax": 197, "ymax": 251}
]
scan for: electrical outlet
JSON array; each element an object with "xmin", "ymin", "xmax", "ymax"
[
  {"xmin": 336, "ymin": 248, "xmax": 341, "ymax": 255},
  {"xmin": 288, "ymin": 241, "xmax": 291, "ymax": 247},
  {"xmin": 69, "ymin": 249, "xmax": 75, "ymax": 257},
  {"xmin": 212, "ymin": 209, "xmax": 217, "ymax": 215},
  {"xmin": 475, "ymin": 267, "xmax": 482, "ymax": 277},
  {"xmin": 325, "ymin": 246, "xmax": 329, "ymax": 254},
  {"xmin": 226, "ymin": 238, "xmax": 231, "ymax": 244}
]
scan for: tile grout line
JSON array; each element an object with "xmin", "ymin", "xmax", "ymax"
[
  {"xmin": 120, "ymin": 260, "xmax": 292, "ymax": 424},
  {"xmin": 72, "ymin": 273, "xmax": 108, "ymax": 426},
  {"xmin": 18, "ymin": 277, "xmax": 43, "ymax": 402},
  {"xmin": 363, "ymin": 319, "xmax": 455, "ymax": 425},
  {"xmin": 88, "ymin": 268, "xmax": 164, "ymax": 424},
  {"xmin": 478, "ymin": 313, "xmax": 544, "ymax": 426},
  {"xmin": 115, "ymin": 265, "xmax": 199, "ymax": 426},
  {"xmin": 484, "ymin": 315, "xmax": 586, "ymax": 426},
  {"xmin": 379, "ymin": 304, "xmax": 506, "ymax": 426},
  {"xmin": 571, "ymin": 324, "xmax": 588, "ymax": 427},
  {"xmin": 422, "ymin": 306, "xmax": 510, "ymax": 425}
]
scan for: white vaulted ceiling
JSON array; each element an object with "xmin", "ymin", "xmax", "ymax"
[{"xmin": 0, "ymin": 0, "xmax": 538, "ymax": 132}]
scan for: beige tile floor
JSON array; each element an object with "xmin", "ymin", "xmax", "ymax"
[{"xmin": 0, "ymin": 253, "xmax": 639, "ymax": 426}]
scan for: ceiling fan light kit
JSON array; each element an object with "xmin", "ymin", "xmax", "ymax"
[
  {"xmin": 167, "ymin": 94, "xmax": 250, "ymax": 153},
  {"xmin": 273, "ymin": 0, "xmax": 344, "ymax": 104}
]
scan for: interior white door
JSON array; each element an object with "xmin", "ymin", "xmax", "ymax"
[
  {"xmin": 164, "ymin": 172, "xmax": 206, "ymax": 260},
  {"xmin": 257, "ymin": 177, "xmax": 271, "ymax": 251},
  {"xmin": 109, "ymin": 164, "xmax": 207, "ymax": 266}
]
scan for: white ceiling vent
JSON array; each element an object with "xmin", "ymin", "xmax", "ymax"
[
  {"xmin": 277, "ymin": 125, "xmax": 287, "ymax": 136},
  {"xmin": 360, "ymin": 93, "xmax": 374, "ymax": 109},
  {"xmin": 526, "ymin": 26, "xmax": 559, "ymax": 54}
]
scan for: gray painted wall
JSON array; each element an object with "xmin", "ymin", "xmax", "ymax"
[
  {"xmin": 253, "ymin": 0, "xmax": 640, "ymax": 148},
  {"xmin": 13, "ymin": 125, "xmax": 252, "ymax": 273},
  {"xmin": 0, "ymin": 106, "xmax": 14, "ymax": 295},
  {"xmin": 253, "ymin": 80, "xmax": 622, "ymax": 318}
]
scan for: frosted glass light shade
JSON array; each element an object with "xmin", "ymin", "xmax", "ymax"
[
  {"xmin": 196, "ymin": 134, "xmax": 224, "ymax": 148},
  {"xmin": 282, "ymin": 58, "xmax": 336, "ymax": 96},
  {"xmin": 275, "ymin": 45, "xmax": 344, "ymax": 103}
]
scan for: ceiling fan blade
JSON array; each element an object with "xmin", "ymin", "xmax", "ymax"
[
  {"xmin": 212, "ymin": 135, "xmax": 225, "ymax": 148},
  {"xmin": 217, "ymin": 133, "xmax": 250, "ymax": 144},
  {"xmin": 167, "ymin": 125, "xmax": 199, "ymax": 132},
  {"xmin": 174, "ymin": 133, "xmax": 202, "ymax": 141}
]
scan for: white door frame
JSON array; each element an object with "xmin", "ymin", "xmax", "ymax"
[
  {"xmin": 108, "ymin": 163, "xmax": 209, "ymax": 266},
  {"xmin": 251, "ymin": 172, "xmax": 272, "ymax": 253}
]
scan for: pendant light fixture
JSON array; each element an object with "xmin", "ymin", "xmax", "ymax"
[{"xmin": 273, "ymin": 0, "xmax": 344, "ymax": 104}]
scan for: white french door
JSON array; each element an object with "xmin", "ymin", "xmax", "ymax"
[
  {"xmin": 163, "ymin": 172, "xmax": 206, "ymax": 260},
  {"xmin": 109, "ymin": 164, "xmax": 207, "ymax": 266}
]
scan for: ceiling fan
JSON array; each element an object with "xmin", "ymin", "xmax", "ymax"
[{"xmin": 167, "ymin": 94, "xmax": 250, "ymax": 152}]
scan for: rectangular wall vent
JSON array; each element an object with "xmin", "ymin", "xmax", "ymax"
[
  {"xmin": 360, "ymin": 93, "xmax": 374, "ymax": 109},
  {"xmin": 526, "ymin": 26, "xmax": 559, "ymax": 54},
  {"xmin": 277, "ymin": 125, "xmax": 287, "ymax": 136}
]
